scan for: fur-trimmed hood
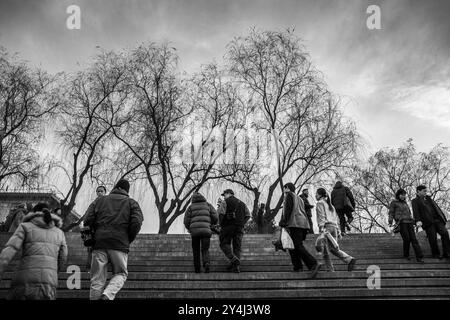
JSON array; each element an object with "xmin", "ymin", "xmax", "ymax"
[{"xmin": 23, "ymin": 211, "xmax": 63, "ymax": 229}]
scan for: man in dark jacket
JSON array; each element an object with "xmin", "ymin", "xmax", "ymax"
[
  {"xmin": 412, "ymin": 185, "xmax": 449, "ymax": 259},
  {"xmin": 217, "ymin": 189, "xmax": 251, "ymax": 273},
  {"xmin": 331, "ymin": 181, "xmax": 355, "ymax": 235},
  {"xmin": 300, "ymin": 189, "xmax": 315, "ymax": 234},
  {"xmin": 184, "ymin": 192, "xmax": 218, "ymax": 273},
  {"xmin": 84, "ymin": 179, "xmax": 144, "ymax": 300}
]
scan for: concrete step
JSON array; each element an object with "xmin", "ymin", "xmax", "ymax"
[{"xmin": 1, "ymin": 287, "xmax": 449, "ymax": 299}]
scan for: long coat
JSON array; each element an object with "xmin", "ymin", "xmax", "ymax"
[{"xmin": 0, "ymin": 211, "xmax": 68, "ymax": 300}]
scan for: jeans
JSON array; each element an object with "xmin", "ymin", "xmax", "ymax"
[
  {"xmin": 191, "ymin": 236, "xmax": 211, "ymax": 271},
  {"xmin": 288, "ymin": 227, "xmax": 317, "ymax": 270},
  {"xmin": 316, "ymin": 225, "xmax": 353, "ymax": 271},
  {"xmin": 90, "ymin": 249, "xmax": 128, "ymax": 300},
  {"xmin": 219, "ymin": 225, "xmax": 243, "ymax": 261},
  {"xmin": 336, "ymin": 209, "xmax": 353, "ymax": 233},
  {"xmin": 424, "ymin": 220, "xmax": 450, "ymax": 257},
  {"xmin": 399, "ymin": 222, "xmax": 423, "ymax": 259}
]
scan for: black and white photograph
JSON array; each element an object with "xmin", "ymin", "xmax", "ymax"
[{"xmin": 0, "ymin": 0, "xmax": 449, "ymax": 312}]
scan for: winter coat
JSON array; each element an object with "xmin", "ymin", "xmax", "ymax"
[
  {"xmin": 84, "ymin": 188, "xmax": 144, "ymax": 253},
  {"xmin": 316, "ymin": 199, "xmax": 339, "ymax": 230},
  {"xmin": 0, "ymin": 211, "xmax": 68, "ymax": 300},
  {"xmin": 217, "ymin": 196, "xmax": 251, "ymax": 228},
  {"xmin": 388, "ymin": 200, "xmax": 415, "ymax": 225},
  {"xmin": 299, "ymin": 194, "xmax": 314, "ymax": 218},
  {"xmin": 279, "ymin": 191, "xmax": 310, "ymax": 229},
  {"xmin": 411, "ymin": 196, "xmax": 447, "ymax": 228},
  {"xmin": 331, "ymin": 181, "xmax": 356, "ymax": 212},
  {"xmin": 184, "ymin": 193, "xmax": 218, "ymax": 237}
]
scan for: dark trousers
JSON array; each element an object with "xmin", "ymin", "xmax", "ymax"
[
  {"xmin": 86, "ymin": 247, "xmax": 93, "ymax": 270},
  {"xmin": 336, "ymin": 209, "xmax": 353, "ymax": 233},
  {"xmin": 424, "ymin": 220, "xmax": 450, "ymax": 257},
  {"xmin": 307, "ymin": 215, "xmax": 314, "ymax": 234},
  {"xmin": 399, "ymin": 222, "xmax": 423, "ymax": 259},
  {"xmin": 288, "ymin": 227, "xmax": 317, "ymax": 270},
  {"xmin": 219, "ymin": 225, "xmax": 243, "ymax": 261},
  {"xmin": 191, "ymin": 236, "xmax": 211, "ymax": 271}
]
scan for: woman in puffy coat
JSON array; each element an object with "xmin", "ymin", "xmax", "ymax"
[
  {"xmin": 184, "ymin": 192, "xmax": 218, "ymax": 273},
  {"xmin": 388, "ymin": 188, "xmax": 424, "ymax": 263},
  {"xmin": 0, "ymin": 202, "xmax": 68, "ymax": 300}
]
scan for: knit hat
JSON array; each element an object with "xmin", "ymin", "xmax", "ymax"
[{"xmin": 115, "ymin": 179, "xmax": 130, "ymax": 193}]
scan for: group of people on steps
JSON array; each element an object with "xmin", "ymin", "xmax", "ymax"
[{"xmin": 0, "ymin": 179, "xmax": 448, "ymax": 300}]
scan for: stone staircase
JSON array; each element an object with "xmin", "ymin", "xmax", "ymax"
[{"xmin": 1, "ymin": 232, "xmax": 450, "ymax": 299}]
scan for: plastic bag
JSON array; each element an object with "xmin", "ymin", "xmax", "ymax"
[{"xmin": 281, "ymin": 228, "xmax": 294, "ymax": 250}]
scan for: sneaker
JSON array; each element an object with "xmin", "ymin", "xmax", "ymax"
[
  {"xmin": 347, "ymin": 258, "xmax": 357, "ymax": 271},
  {"xmin": 100, "ymin": 294, "xmax": 109, "ymax": 300},
  {"xmin": 293, "ymin": 267, "xmax": 304, "ymax": 272},
  {"xmin": 204, "ymin": 264, "xmax": 210, "ymax": 273},
  {"xmin": 416, "ymin": 258, "xmax": 425, "ymax": 263},
  {"xmin": 310, "ymin": 263, "xmax": 321, "ymax": 279},
  {"xmin": 404, "ymin": 256, "xmax": 411, "ymax": 261}
]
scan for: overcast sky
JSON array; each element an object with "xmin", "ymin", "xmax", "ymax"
[{"xmin": 1, "ymin": 0, "xmax": 449, "ymax": 232}]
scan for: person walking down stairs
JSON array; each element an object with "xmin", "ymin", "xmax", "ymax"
[
  {"xmin": 315, "ymin": 188, "xmax": 356, "ymax": 273},
  {"xmin": 388, "ymin": 188, "xmax": 424, "ymax": 263},
  {"xmin": 279, "ymin": 183, "xmax": 321, "ymax": 278},
  {"xmin": 412, "ymin": 185, "xmax": 450, "ymax": 260},
  {"xmin": 184, "ymin": 192, "xmax": 219, "ymax": 273},
  {"xmin": 218, "ymin": 189, "xmax": 251, "ymax": 273}
]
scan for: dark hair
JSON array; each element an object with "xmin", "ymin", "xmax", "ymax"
[
  {"xmin": 115, "ymin": 179, "xmax": 130, "ymax": 193},
  {"xmin": 416, "ymin": 185, "xmax": 427, "ymax": 192},
  {"xmin": 284, "ymin": 183, "xmax": 295, "ymax": 192},
  {"xmin": 33, "ymin": 202, "xmax": 52, "ymax": 225},
  {"xmin": 33, "ymin": 202, "xmax": 50, "ymax": 212},
  {"xmin": 316, "ymin": 188, "xmax": 334, "ymax": 212},
  {"xmin": 395, "ymin": 188, "xmax": 407, "ymax": 201},
  {"xmin": 96, "ymin": 185, "xmax": 106, "ymax": 193},
  {"xmin": 42, "ymin": 208, "xmax": 52, "ymax": 225}
]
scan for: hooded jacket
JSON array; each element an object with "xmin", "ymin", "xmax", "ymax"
[
  {"xmin": 84, "ymin": 188, "xmax": 144, "ymax": 253},
  {"xmin": 331, "ymin": 181, "xmax": 356, "ymax": 212},
  {"xmin": 184, "ymin": 193, "xmax": 218, "ymax": 237},
  {"xmin": 0, "ymin": 211, "xmax": 68, "ymax": 300}
]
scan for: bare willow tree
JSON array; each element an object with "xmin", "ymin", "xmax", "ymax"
[
  {"xmin": 51, "ymin": 50, "xmax": 130, "ymax": 229},
  {"xmin": 226, "ymin": 29, "xmax": 358, "ymax": 231},
  {"xmin": 347, "ymin": 139, "xmax": 450, "ymax": 233},
  {"xmin": 0, "ymin": 47, "xmax": 59, "ymax": 189},
  {"xmin": 113, "ymin": 42, "xmax": 248, "ymax": 233}
]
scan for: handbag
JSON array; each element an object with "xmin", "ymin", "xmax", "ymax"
[{"xmin": 280, "ymin": 227, "xmax": 295, "ymax": 250}]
